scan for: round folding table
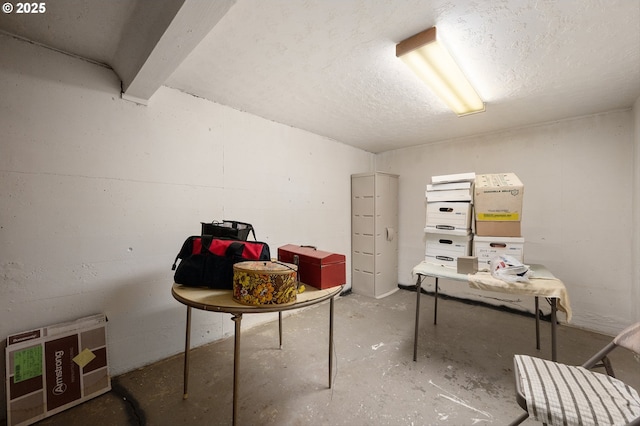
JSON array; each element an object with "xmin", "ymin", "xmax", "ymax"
[{"xmin": 171, "ymin": 283, "xmax": 343, "ymax": 426}]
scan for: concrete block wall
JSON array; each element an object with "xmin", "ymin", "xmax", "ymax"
[
  {"xmin": 0, "ymin": 34, "xmax": 374, "ymax": 419},
  {"xmin": 377, "ymin": 109, "xmax": 639, "ymax": 334},
  {"xmin": 2, "ymin": 30, "xmax": 639, "ymax": 423}
]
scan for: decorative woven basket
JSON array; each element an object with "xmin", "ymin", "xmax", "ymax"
[{"xmin": 233, "ymin": 261, "xmax": 298, "ymax": 306}]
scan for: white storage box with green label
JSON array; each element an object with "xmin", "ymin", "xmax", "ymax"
[
  {"xmin": 425, "ymin": 232, "xmax": 472, "ymax": 267},
  {"xmin": 425, "ymin": 201, "xmax": 472, "ymax": 232},
  {"xmin": 5, "ymin": 314, "xmax": 110, "ymax": 426},
  {"xmin": 473, "ymin": 236, "xmax": 525, "ymax": 269}
]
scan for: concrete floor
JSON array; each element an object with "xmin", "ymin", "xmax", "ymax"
[{"xmin": 35, "ymin": 288, "xmax": 639, "ymax": 426}]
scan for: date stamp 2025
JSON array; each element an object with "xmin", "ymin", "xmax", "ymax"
[{"xmin": 3, "ymin": 2, "xmax": 47, "ymax": 14}]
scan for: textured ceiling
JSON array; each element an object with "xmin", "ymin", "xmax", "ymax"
[{"xmin": 1, "ymin": 0, "xmax": 639, "ymax": 153}]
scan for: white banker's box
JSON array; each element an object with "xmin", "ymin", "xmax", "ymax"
[
  {"xmin": 425, "ymin": 232, "xmax": 472, "ymax": 268},
  {"xmin": 425, "ymin": 202, "xmax": 472, "ymax": 231},
  {"xmin": 473, "ymin": 236, "xmax": 525, "ymax": 269}
]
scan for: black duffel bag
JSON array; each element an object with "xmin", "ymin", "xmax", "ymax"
[
  {"xmin": 200, "ymin": 220, "xmax": 256, "ymax": 241},
  {"xmin": 172, "ymin": 235, "xmax": 270, "ymax": 289}
]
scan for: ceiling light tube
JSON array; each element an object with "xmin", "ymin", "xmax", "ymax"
[{"xmin": 396, "ymin": 27, "xmax": 485, "ymax": 116}]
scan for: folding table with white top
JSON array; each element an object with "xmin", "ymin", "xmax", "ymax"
[{"xmin": 411, "ymin": 261, "xmax": 571, "ymax": 362}]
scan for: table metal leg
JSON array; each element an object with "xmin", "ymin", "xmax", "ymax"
[
  {"xmin": 232, "ymin": 313, "xmax": 243, "ymax": 426},
  {"xmin": 550, "ymin": 298, "xmax": 557, "ymax": 361},
  {"xmin": 183, "ymin": 306, "xmax": 192, "ymax": 400},
  {"xmin": 535, "ymin": 297, "xmax": 540, "ymax": 350},
  {"xmin": 278, "ymin": 312, "xmax": 283, "ymax": 349},
  {"xmin": 434, "ymin": 277, "xmax": 439, "ymax": 325},
  {"xmin": 329, "ymin": 296, "xmax": 334, "ymax": 388},
  {"xmin": 413, "ymin": 274, "xmax": 424, "ymax": 362}
]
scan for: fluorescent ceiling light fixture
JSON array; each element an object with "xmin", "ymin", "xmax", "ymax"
[{"xmin": 396, "ymin": 27, "xmax": 485, "ymax": 116}]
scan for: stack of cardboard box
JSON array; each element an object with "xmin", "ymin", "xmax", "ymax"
[
  {"xmin": 424, "ymin": 172, "xmax": 475, "ymax": 267},
  {"xmin": 472, "ymin": 173, "xmax": 525, "ymax": 269}
]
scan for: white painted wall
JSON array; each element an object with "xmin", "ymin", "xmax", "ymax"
[
  {"xmin": 2, "ymin": 30, "xmax": 639, "ymax": 423},
  {"xmin": 633, "ymin": 96, "xmax": 640, "ymax": 324},
  {"xmin": 0, "ymin": 34, "xmax": 374, "ymax": 418},
  {"xmin": 377, "ymin": 110, "xmax": 638, "ymax": 335}
]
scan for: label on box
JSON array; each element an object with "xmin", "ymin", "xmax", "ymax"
[
  {"xmin": 13, "ymin": 347, "xmax": 42, "ymax": 383},
  {"xmin": 476, "ymin": 212, "xmax": 520, "ymax": 221}
]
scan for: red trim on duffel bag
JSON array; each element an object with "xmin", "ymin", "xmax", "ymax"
[
  {"xmin": 242, "ymin": 242, "xmax": 264, "ymax": 259},
  {"xmin": 192, "ymin": 237, "xmax": 202, "ymax": 255},
  {"xmin": 208, "ymin": 239, "xmax": 234, "ymax": 256}
]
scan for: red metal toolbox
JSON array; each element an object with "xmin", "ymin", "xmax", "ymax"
[{"xmin": 277, "ymin": 245, "xmax": 346, "ymax": 290}]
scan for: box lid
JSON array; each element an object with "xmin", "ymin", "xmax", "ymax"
[
  {"xmin": 431, "ymin": 172, "xmax": 476, "ymax": 184},
  {"xmin": 474, "ymin": 173, "xmax": 523, "ymax": 190},
  {"xmin": 424, "ymin": 227, "xmax": 471, "ymax": 236},
  {"xmin": 278, "ymin": 245, "xmax": 345, "ymax": 265},
  {"xmin": 473, "ymin": 236, "xmax": 525, "ymax": 243}
]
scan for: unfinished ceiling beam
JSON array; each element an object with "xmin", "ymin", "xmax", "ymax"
[{"xmin": 114, "ymin": 0, "xmax": 236, "ymax": 105}]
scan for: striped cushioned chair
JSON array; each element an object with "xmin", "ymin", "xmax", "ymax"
[{"xmin": 509, "ymin": 322, "xmax": 640, "ymax": 426}]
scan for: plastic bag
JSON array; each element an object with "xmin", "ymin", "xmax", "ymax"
[{"xmin": 490, "ymin": 255, "xmax": 532, "ymax": 283}]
